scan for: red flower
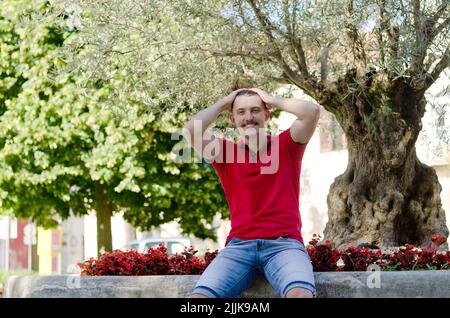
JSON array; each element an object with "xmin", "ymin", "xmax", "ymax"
[
  {"xmin": 341, "ymin": 246, "xmax": 383, "ymax": 271},
  {"xmin": 431, "ymin": 234, "xmax": 447, "ymax": 246},
  {"xmin": 306, "ymin": 234, "xmax": 342, "ymax": 271},
  {"xmin": 204, "ymin": 249, "xmax": 219, "ymax": 268}
]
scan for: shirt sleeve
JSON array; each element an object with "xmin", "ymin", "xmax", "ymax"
[
  {"xmin": 280, "ymin": 128, "xmax": 307, "ymax": 160},
  {"xmin": 210, "ymin": 138, "xmax": 231, "ymax": 188},
  {"xmin": 210, "ymin": 137, "xmax": 227, "ymax": 170}
]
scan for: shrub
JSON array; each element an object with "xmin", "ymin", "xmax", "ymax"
[
  {"xmin": 306, "ymin": 233, "xmax": 450, "ymax": 272},
  {"xmin": 381, "ymin": 234, "xmax": 450, "ymax": 271},
  {"xmin": 169, "ymin": 247, "xmax": 205, "ymax": 275},
  {"xmin": 340, "ymin": 246, "xmax": 384, "ymax": 271},
  {"xmin": 78, "ymin": 249, "xmax": 159, "ymax": 276},
  {"xmin": 306, "ymin": 234, "xmax": 342, "ymax": 271},
  {"xmin": 78, "ymin": 244, "xmax": 218, "ymax": 276}
]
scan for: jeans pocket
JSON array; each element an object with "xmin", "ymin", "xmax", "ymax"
[
  {"xmin": 277, "ymin": 237, "xmax": 306, "ymax": 251},
  {"xmin": 276, "ymin": 236, "xmax": 295, "ymax": 243},
  {"xmin": 226, "ymin": 237, "xmax": 242, "ymax": 246}
]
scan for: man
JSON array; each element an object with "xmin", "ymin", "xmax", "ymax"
[{"xmin": 182, "ymin": 87, "xmax": 320, "ymax": 298}]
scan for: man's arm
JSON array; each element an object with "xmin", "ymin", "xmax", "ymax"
[
  {"xmin": 250, "ymin": 88, "xmax": 320, "ymax": 144},
  {"xmin": 182, "ymin": 89, "xmax": 245, "ymax": 160}
]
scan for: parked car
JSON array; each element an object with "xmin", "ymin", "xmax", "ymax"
[{"xmin": 120, "ymin": 237, "xmax": 192, "ymax": 255}]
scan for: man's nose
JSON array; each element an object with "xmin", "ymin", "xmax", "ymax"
[{"xmin": 243, "ymin": 112, "xmax": 253, "ymax": 121}]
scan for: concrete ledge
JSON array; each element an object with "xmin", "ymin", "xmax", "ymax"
[{"xmin": 3, "ymin": 271, "xmax": 450, "ymax": 298}]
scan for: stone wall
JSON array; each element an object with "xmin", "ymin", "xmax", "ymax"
[{"xmin": 3, "ymin": 271, "xmax": 450, "ymax": 298}]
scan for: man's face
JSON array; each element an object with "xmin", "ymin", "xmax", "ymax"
[{"xmin": 230, "ymin": 94, "xmax": 269, "ymax": 136}]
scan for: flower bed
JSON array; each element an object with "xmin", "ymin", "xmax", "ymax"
[
  {"xmin": 78, "ymin": 234, "xmax": 450, "ymax": 276},
  {"xmin": 78, "ymin": 245, "xmax": 219, "ymax": 276},
  {"xmin": 307, "ymin": 233, "xmax": 450, "ymax": 271}
]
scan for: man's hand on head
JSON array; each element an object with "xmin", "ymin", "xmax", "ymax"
[
  {"xmin": 221, "ymin": 88, "xmax": 249, "ymax": 112},
  {"xmin": 248, "ymin": 88, "xmax": 283, "ymax": 110}
]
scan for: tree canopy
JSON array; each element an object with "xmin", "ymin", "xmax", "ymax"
[
  {"xmin": 0, "ymin": 0, "xmax": 229, "ymax": 256},
  {"xmin": 43, "ymin": 0, "xmax": 448, "ymax": 109}
]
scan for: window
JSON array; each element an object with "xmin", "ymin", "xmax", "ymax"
[{"xmin": 169, "ymin": 242, "xmax": 185, "ymax": 255}]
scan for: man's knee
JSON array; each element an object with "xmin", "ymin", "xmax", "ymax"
[{"xmin": 285, "ymin": 287, "xmax": 314, "ymax": 298}]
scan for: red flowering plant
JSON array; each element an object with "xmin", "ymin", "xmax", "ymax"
[
  {"xmin": 381, "ymin": 244, "xmax": 418, "ymax": 270},
  {"xmin": 78, "ymin": 234, "xmax": 450, "ymax": 276},
  {"xmin": 145, "ymin": 244, "xmax": 172, "ymax": 275},
  {"xmin": 306, "ymin": 234, "xmax": 343, "ymax": 271},
  {"xmin": 204, "ymin": 249, "xmax": 219, "ymax": 268},
  {"xmin": 169, "ymin": 247, "xmax": 205, "ymax": 275},
  {"xmin": 305, "ymin": 233, "xmax": 450, "ymax": 272},
  {"xmin": 431, "ymin": 234, "xmax": 447, "ymax": 246},
  {"xmin": 78, "ymin": 244, "xmax": 219, "ymax": 276},
  {"xmin": 381, "ymin": 234, "xmax": 450, "ymax": 271},
  {"xmin": 78, "ymin": 249, "xmax": 153, "ymax": 276},
  {"xmin": 340, "ymin": 246, "xmax": 384, "ymax": 271}
]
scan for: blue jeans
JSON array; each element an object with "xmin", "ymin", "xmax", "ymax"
[{"xmin": 192, "ymin": 236, "xmax": 316, "ymax": 298}]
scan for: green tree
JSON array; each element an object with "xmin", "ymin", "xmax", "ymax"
[
  {"xmin": 46, "ymin": 0, "xmax": 449, "ymax": 247},
  {"xmin": 0, "ymin": 0, "xmax": 227, "ymax": 257}
]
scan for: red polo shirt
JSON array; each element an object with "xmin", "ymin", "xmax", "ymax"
[{"xmin": 212, "ymin": 128, "xmax": 307, "ymax": 244}]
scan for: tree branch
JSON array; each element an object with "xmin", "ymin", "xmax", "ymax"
[
  {"xmin": 412, "ymin": 0, "xmax": 421, "ymax": 34},
  {"xmin": 431, "ymin": 16, "xmax": 450, "ymax": 43},
  {"xmin": 346, "ymin": 0, "xmax": 367, "ymax": 74},
  {"xmin": 423, "ymin": 46, "xmax": 450, "ymax": 91},
  {"xmin": 429, "ymin": 1, "xmax": 449, "ymax": 28},
  {"xmin": 282, "ymin": 0, "xmax": 303, "ymax": 73},
  {"xmin": 151, "ymin": 46, "xmax": 278, "ymax": 65},
  {"xmin": 377, "ymin": 0, "xmax": 400, "ymax": 60},
  {"xmin": 246, "ymin": 0, "xmax": 282, "ymax": 44},
  {"xmin": 321, "ymin": 46, "xmax": 329, "ymax": 83},
  {"xmin": 245, "ymin": 0, "xmax": 319, "ymax": 98},
  {"xmin": 198, "ymin": 47, "xmax": 279, "ymax": 64},
  {"xmin": 410, "ymin": 1, "xmax": 449, "ymax": 75},
  {"xmin": 281, "ymin": 0, "xmax": 310, "ymax": 78}
]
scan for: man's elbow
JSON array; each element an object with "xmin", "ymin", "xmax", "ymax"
[
  {"xmin": 298, "ymin": 103, "xmax": 320, "ymax": 122},
  {"xmin": 312, "ymin": 104, "xmax": 320, "ymax": 122},
  {"xmin": 310, "ymin": 102, "xmax": 320, "ymax": 115}
]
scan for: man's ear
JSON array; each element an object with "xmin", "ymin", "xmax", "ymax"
[
  {"xmin": 264, "ymin": 110, "xmax": 270, "ymax": 122},
  {"xmin": 228, "ymin": 113, "xmax": 235, "ymax": 125}
]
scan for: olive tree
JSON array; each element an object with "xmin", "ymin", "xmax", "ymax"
[{"xmin": 45, "ymin": 0, "xmax": 449, "ymax": 247}]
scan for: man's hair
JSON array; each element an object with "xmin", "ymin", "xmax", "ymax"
[{"xmin": 231, "ymin": 89, "xmax": 267, "ymax": 111}]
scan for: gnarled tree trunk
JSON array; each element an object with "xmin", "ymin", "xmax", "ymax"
[{"xmin": 323, "ymin": 79, "xmax": 449, "ymax": 248}]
